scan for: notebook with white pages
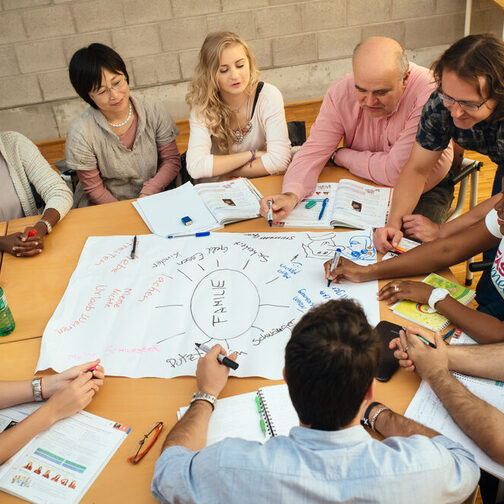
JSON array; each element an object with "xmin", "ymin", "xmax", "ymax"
[
  {"xmin": 405, "ymin": 332, "xmax": 504, "ymax": 479},
  {"xmin": 178, "ymin": 384, "xmax": 298, "ymax": 446}
]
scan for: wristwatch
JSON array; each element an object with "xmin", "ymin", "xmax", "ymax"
[
  {"xmin": 428, "ymin": 288, "xmax": 450, "ymax": 310},
  {"xmin": 190, "ymin": 391, "xmax": 217, "ymax": 410}
]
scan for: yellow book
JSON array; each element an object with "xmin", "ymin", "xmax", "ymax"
[{"xmin": 391, "ymin": 273, "xmax": 475, "ymax": 331}]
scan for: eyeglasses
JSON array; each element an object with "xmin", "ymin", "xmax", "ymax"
[
  {"xmin": 92, "ymin": 76, "xmax": 126, "ymax": 99},
  {"xmin": 127, "ymin": 422, "xmax": 163, "ymax": 464},
  {"xmin": 438, "ymin": 91, "xmax": 489, "ymax": 112}
]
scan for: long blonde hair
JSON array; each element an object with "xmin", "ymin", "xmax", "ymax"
[{"xmin": 186, "ymin": 32, "xmax": 260, "ymax": 152}]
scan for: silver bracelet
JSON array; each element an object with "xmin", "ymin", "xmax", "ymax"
[
  {"xmin": 31, "ymin": 377, "xmax": 44, "ymax": 402},
  {"xmin": 36, "ymin": 218, "xmax": 52, "ymax": 234},
  {"xmin": 370, "ymin": 406, "xmax": 391, "ymax": 433}
]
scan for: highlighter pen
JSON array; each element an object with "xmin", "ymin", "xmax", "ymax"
[
  {"xmin": 416, "ymin": 334, "xmax": 437, "ymax": 349},
  {"xmin": 318, "ymin": 197, "xmax": 329, "ymax": 220},
  {"xmin": 130, "ymin": 235, "xmax": 137, "ymax": 259},
  {"xmin": 195, "ymin": 343, "xmax": 239, "ymax": 370},
  {"xmin": 327, "ymin": 248, "xmax": 342, "ymax": 288},
  {"xmin": 267, "ymin": 200, "xmax": 273, "ymax": 227}
]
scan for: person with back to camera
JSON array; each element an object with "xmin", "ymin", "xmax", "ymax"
[
  {"xmin": 66, "ymin": 43, "xmax": 181, "ymax": 207},
  {"xmin": 185, "ymin": 31, "xmax": 291, "ymax": 182},
  {"xmin": 0, "ymin": 131, "xmax": 73, "ymax": 257},
  {"xmin": 151, "ymin": 299, "xmax": 478, "ymax": 503},
  {"xmin": 0, "ymin": 360, "xmax": 104, "ymax": 464}
]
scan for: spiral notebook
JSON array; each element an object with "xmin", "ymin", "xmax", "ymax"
[
  {"xmin": 390, "ymin": 273, "xmax": 476, "ymax": 332},
  {"xmin": 177, "ymin": 384, "xmax": 298, "ymax": 446}
]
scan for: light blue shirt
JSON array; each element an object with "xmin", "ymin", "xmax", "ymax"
[{"xmin": 152, "ymin": 425, "xmax": 479, "ymax": 503}]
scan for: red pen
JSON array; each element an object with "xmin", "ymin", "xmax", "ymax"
[
  {"xmin": 87, "ymin": 364, "xmax": 98, "ymax": 373},
  {"xmin": 28, "ymin": 229, "xmax": 36, "ymax": 237}
]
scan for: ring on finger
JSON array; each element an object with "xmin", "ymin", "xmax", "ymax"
[
  {"xmin": 404, "ymin": 346, "xmax": 409, "ymax": 353},
  {"xmin": 393, "ymin": 285, "xmax": 399, "ymax": 292}
]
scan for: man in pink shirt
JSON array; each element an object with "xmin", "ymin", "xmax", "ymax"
[{"xmin": 260, "ymin": 37, "xmax": 453, "ymax": 222}]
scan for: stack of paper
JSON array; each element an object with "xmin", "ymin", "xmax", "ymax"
[{"xmin": 133, "ymin": 182, "xmax": 221, "ymax": 237}]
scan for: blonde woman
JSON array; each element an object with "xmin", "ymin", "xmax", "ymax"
[{"xmin": 186, "ymin": 32, "xmax": 291, "ymax": 181}]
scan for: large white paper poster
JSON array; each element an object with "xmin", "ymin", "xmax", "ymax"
[{"xmin": 36, "ymin": 231, "xmax": 380, "ymax": 379}]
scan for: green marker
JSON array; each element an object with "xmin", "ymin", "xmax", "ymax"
[{"xmin": 305, "ymin": 200, "xmax": 316, "ymax": 209}]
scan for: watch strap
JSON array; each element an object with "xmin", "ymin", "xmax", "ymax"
[
  {"xmin": 32, "ymin": 377, "xmax": 44, "ymax": 402},
  {"xmin": 191, "ymin": 391, "xmax": 217, "ymax": 410},
  {"xmin": 428, "ymin": 288, "xmax": 450, "ymax": 310}
]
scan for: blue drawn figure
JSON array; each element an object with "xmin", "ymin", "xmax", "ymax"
[
  {"xmin": 347, "ymin": 233, "xmax": 376, "ymax": 262},
  {"xmin": 301, "ymin": 231, "xmax": 376, "ymax": 262}
]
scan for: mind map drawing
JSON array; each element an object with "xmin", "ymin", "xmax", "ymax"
[{"xmin": 36, "ymin": 231, "xmax": 380, "ymax": 379}]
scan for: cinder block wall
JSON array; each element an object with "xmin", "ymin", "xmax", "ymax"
[{"xmin": 0, "ymin": 0, "xmax": 502, "ymax": 141}]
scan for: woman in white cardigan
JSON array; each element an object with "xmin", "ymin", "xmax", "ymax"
[
  {"xmin": 186, "ymin": 32, "xmax": 291, "ymax": 182},
  {"xmin": 0, "ymin": 131, "xmax": 73, "ymax": 257}
]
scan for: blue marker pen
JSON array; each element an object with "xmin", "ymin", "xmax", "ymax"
[
  {"xmin": 318, "ymin": 198, "xmax": 329, "ymax": 220},
  {"xmin": 167, "ymin": 232, "xmax": 211, "ymax": 239}
]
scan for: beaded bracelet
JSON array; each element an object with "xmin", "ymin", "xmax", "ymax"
[{"xmin": 249, "ymin": 150, "xmax": 256, "ymax": 168}]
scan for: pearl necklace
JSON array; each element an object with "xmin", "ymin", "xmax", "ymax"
[{"xmin": 107, "ymin": 101, "xmax": 132, "ymax": 128}]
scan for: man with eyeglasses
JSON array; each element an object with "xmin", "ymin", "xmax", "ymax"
[
  {"xmin": 151, "ymin": 300, "xmax": 479, "ymax": 503},
  {"xmin": 374, "ymin": 34, "xmax": 504, "ymax": 321},
  {"xmin": 261, "ymin": 37, "xmax": 454, "ymax": 226}
]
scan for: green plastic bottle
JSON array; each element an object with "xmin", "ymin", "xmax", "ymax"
[{"xmin": 0, "ymin": 287, "xmax": 15, "ymax": 336}]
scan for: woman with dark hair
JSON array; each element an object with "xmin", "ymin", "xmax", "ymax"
[
  {"xmin": 185, "ymin": 32, "xmax": 291, "ymax": 181},
  {"xmin": 66, "ymin": 43, "xmax": 181, "ymax": 206},
  {"xmin": 372, "ymin": 33, "xmax": 504, "ymax": 319}
]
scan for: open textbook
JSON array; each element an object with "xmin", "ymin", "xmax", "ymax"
[
  {"xmin": 390, "ymin": 273, "xmax": 476, "ymax": 331},
  {"xmin": 406, "ymin": 332, "xmax": 504, "ymax": 479},
  {"xmin": 133, "ymin": 178, "xmax": 263, "ymax": 237},
  {"xmin": 0, "ymin": 403, "xmax": 130, "ymax": 504},
  {"xmin": 272, "ymin": 181, "xmax": 393, "ymax": 229},
  {"xmin": 178, "ymin": 384, "xmax": 298, "ymax": 445}
]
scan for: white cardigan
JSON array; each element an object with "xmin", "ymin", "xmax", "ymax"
[
  {"xmin": 186, "ymin": 82, "xmax": 292, "ymax": 180},
  {"xmin": 0, "ymin": 131, "xmax": 72, "ymax": 219}
]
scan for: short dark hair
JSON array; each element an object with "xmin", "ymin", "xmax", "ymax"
[
  {"xmin": 432, "ymin": 33, "xmax": 504, "ymax": 120},
  {"xmin": 284, "ymin": 299, "xmax": 380, "ymax": 431},
  {"xmin": 68, "ymin": 43, "xmax": 129, "ymax": 109}
]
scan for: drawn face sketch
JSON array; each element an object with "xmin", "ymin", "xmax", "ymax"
[{"xmin": 302, "ymin": 233, "xmax": 340, "ymax": 259}]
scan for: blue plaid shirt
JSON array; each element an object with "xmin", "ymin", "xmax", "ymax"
[{"xmin": 416, "ymin": 93, "xmax": 504, "ymax": 169}]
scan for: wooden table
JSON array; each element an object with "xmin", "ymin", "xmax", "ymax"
[{"xmin": 1, "ymin": 166, "xmax": 435, "ymax": 503}]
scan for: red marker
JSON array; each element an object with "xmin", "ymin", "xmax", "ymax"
[
  {"xmin": 87, "ymin": 364, "xmax": 98, "ymax": 373},
  {"xmin": 28, "ymin": 229, "xmax": 36, "ymax": 237}
]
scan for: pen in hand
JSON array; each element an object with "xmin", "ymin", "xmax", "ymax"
[
  {"xmin": 267, "ymin": 200, "xmax": 273, "ymax": 227},
  {"xmin": 416, "ymin": 334, "xmax": 437, "ymax": 349},
  {"xmin": 327, "ymin": 248, "xmax": 342, "ymax": 287},
  {"xmin": 195, "ymin": 343, "xmax": 239, "ymax": 370}
]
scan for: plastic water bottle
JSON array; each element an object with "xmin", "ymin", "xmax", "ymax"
[{"xmin": 0, "ymin": 287, "xmax": 15, "ymax": 336}]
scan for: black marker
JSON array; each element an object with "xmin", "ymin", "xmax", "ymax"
[
  {"xmin": 130, "ymin": 235, "xmax": 137, "ymax": 259},
  {"xmin": 195, "ymin": 343, "xmax": 239, "ymax": 370}
]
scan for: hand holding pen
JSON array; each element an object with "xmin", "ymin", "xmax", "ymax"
[
  {"xmin": 195, "ymin": 344, "xmax": 239, "ymax": 398},
  {"xmin": 327, "ymin": 248, "xmax": 342, "ymax": 287},
  {"xmin": 391, "ymin": 326, "xmax": 449, "ymax": 381}
]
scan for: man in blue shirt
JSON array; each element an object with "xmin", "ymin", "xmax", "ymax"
[{"xmin": 152, "ymin": 299, "xmax": 478, "ymax": 503}]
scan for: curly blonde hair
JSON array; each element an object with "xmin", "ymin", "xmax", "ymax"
[{"xmin": 186, "ymin": 32, "xmax": 260, "ymax": 153}]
